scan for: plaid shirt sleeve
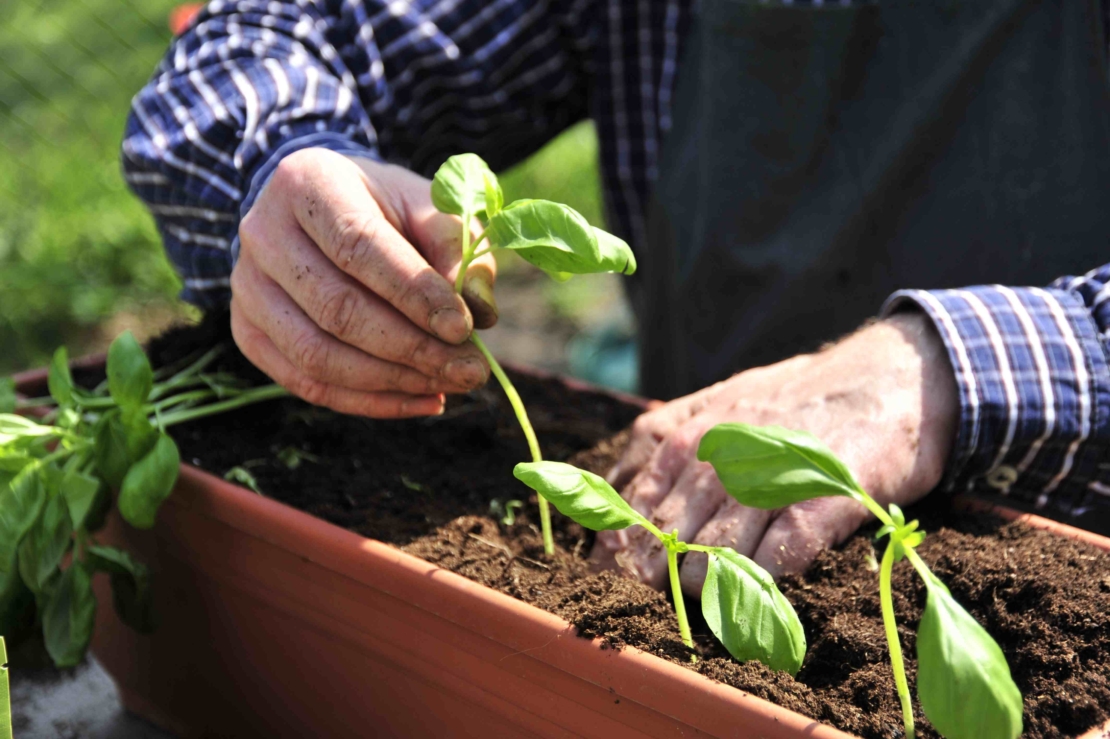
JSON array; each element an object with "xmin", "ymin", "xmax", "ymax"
[
  {"xmin": 882, "ymin": 265, "xmax": 1110, "ymax": 526},
  {"xmin": 121, "ymin": 1, "xmax": 384, "ymax": 306}
]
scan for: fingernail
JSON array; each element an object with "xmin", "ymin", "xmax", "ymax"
[
  {"xmin": 402, "ymin": 395, "xmax": 445, "ymax": 417},
  {"xmin": 462, "ymin": 267, "xmax": 498, "ymax": 329},
  {"xmin": 429, "ymin": 307, "xmax": 472, "ymax": 344},
  {"xmin": 443, "ymin": 357, "xmax": 488, "ymax": 388}
]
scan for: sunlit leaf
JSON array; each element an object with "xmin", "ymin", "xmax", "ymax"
[
  {"xmin": 701, "ymin": 546, "xmax": 806, "ymax": 675},
  {"xmin": 916, "ymin": 576, "xmax": 1023, "ymax": 739},
  {"xmin": 697, "ymin": 424, "xmax": 864, "ymax": 509},
  {"xmin": 431, "ymin": 153, "xmax": 497, "ymax": 217},
  {"xmin": 47, "ymin": 347, "xmax": 74, "ymax": 408},
  {"xmin": 513, "ymin": 461, "xmax": 651, "ymax": 532}
]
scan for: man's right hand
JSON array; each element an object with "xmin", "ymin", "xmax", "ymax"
[{"xmin": 231, "ymin": 148, "xmax": 498, "ymax": 418}]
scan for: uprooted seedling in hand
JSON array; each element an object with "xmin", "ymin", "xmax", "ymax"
[
  {"xmin": 514, "ymin": 461, "xmax": 807, "ymax": 675},
  {"xmin": 431, "ymin": 153, "xmax": 636, "ymax": 555},
  {"xmin": 0, "ymin": 332, "xmax": 286, "ymax": 667},
  {"xmin": 697, "ymin": 423, "xmax": 1023, "ymax": 739}
]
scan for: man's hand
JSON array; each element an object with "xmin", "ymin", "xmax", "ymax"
[
  {"xmin": 591, "ymin": 313, "xmax": 959, "ymax": 593},
  {"xmin": 231, "ymin": 148, "xmax": 499, "ymax": 418}
]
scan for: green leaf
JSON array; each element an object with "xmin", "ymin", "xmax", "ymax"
[
  {"xmin": 42, "ymin": 563, "xmax": 97, "ymax": 668},
  {"xmin": 513, "ymin": 461, "xmax": 651, "ymax": 532},
  {"xmin": 117, "ymin": 434, "xmax": 180, "ymax": 529},
  {"xmin": 87, "ymin": 546, "xmax": 154, "ymax": 633},
  {"xmin": 483, "ymin": 172, "xmax": 503, "ymax": 218},
  {"xmin": 485, "ymin": 200, "xmax": 636, "ymax": 277},
  {"xmin": 120, "ymin": 407, "xmax": 157, "ymax": 461},
  {"xmin": 0, "ymin": 415, "xmax": 56, "ymax": 447},
  {"xmin": 700, "ymin": 547, "xmax": 807, "ymax": 675},
  {"xmin": 107, "ymin": 331, "xmax": 153, "ymax": 410},
  {"xmin": 0, "ymin": 379, "xmax": 15, "ymax": 415},
  {"xmin": 60, "ymin": 469, "xmax": 103, "ymax": 531},
  {"xmin": 17, "ymin": 494, "xmax": 72, "ymax": 594},
  {"xmin": 0, "ymin": 466, "xmax": 46, "ymax": 558},
  {"xmin": 430, "ymin": 154, "xmax": 497, "ymax": 217},
  {"xmin": 224, "ymin": 466, "xmax": 263, "ymax": 495},
  {"xmin": 47, "ymin": 347, "xmax": 75, "ymax": 408},
  {"xmin": 94, "ymin": 415, "xmax": 132, "ymax": 489},
  {"xmin": 1, "ymin": 636, "xmax": 10, "ymax": 739},
  {"xmin": 696, "ymin": 424, "xmax": 864, "ymax": 509},
  {"xmin": 916, "ymin": 577, "xmax": 1023, "ymax": 739}
]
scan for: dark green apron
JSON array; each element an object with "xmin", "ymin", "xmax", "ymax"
[{"xmin": 638, "ymin": 0, "xmax": 1110, "ymax": 400}]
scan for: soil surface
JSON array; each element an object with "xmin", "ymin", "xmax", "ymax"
[{"xmin": 150, "ymin": 315, "xmax": 1110, "ymax": 739}]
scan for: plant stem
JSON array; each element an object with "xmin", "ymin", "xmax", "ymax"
[
  {"xmin": 879, "ymin": 538, "xmax": 915, "ymax": 739},
  {"xmin": 470, "ymin": 333, "xmax": 554, "ymax": 555},
  {"xmin": 666, "ymin": 538, "xmax": 696, "ymax": 662},
  {"xmin": 158, "ymin": 385, "xmax": 289, "ymax": 428}
]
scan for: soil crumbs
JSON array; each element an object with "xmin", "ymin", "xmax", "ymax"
[{"xmin": 152, "ymin": 318, "xmax": 1110, "ymax": 739}]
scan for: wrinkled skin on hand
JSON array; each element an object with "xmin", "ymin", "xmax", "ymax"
[
  {"xmin": 591, "ymin": 313, "xmax": 959, "ymax": 594},
  {"xmin": 231, "ymin": 148, "xmax": 498, "ymax": 418}
]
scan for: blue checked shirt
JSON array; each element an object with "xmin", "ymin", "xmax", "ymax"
[{"xmin": 123, "ymin": 0, "xmax": 1110, "ymax": 524}]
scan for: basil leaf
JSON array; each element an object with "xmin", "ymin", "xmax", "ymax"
[
  {"xmin": 94, "ymin": 414, "xmax": 132, "ymax": 489},
  {"xmin": 42, "ymin": 563, "xmax": 97, "ymax": 668},
  {"xmin": 0, "ymin": 379, "xmax": 15, "ymax": 414},
  {"xmin": 483, "ymin": 172, "xmax": 503, "ymax": 218},
  {"xmin": 107, "ymin": 331, "xmax": 153, "ymax": 410},
  {"xmin": 485, "ymin": 200, "xmax": 636, "ymax": 276},
  {"xmin": 700, "ymin": 546, "xmax": 807, "ymax": 675},
  {"xmin": 60, "ymin": 469, "xmax": 103, "ymax": 531},
  {"xmin": 513, "ymin": 461, "xmax": 651, "ymax": 532},
  {"xmin": 0, "ymin": 415, "xmax": 56, "ymax": 447},
  {"xmin": 697, "ymin": 424, "xmax": 864, "ymax": 509},
  {"xmin": 0, "ymin": 466, "xmax": 46, "ymax": 552},
  {"xmin": 17, "ymin": 494, "xmax": 71, "ymax": 594},
  {"xmin": 917, "ymin": 577, "xmax": 1023, "ymax": 739},
  {"xmin": 431, "ymin": 154, "xmax": 497, "ymax": 217},
  {"xmin": 117, "ymin": 434, "xmax": 180, "ymax": 529},
  {"xmin": 87, "ymin": 546, "xmax": 154, "ymax": 634},
  {"xmin": 120, "ymin": 406, "xmax": 157, "ymax": 461},
  {"xmin": 47, "ymin": 347, "xmax": 75, "ymax": 408}
]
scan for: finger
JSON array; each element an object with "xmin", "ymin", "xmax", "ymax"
[
  {"xmin": 752, "ymin": 496, "xmax": 871, "ymax": 579},
  {"xmin": 280, "ymin": 151, "xmax": 475, "ymax": 345},
  {"xmin": 622, "ymin": 414, "xmax": 721, "ymax": 517},
  {"xmin": 230, "ymin": 305, "xmax": 445, "ymax": 418},
  {"xmin": 679, "ymin": 499, "xmax": 773, "ymax": 596},
  {"xmin": 231, "ymin": 255, "xmax": 473, "ymax": 395},
  {"xmin": 618, "ymin": 462, "xmax": 728, "ymax": 589},
  {"xmin": 609, "ymin": 381, "xmax": 727, "ymax": 488},
  {"xmin": 244, "ymin": 222, "xmax": 489, "ymax": 389}
]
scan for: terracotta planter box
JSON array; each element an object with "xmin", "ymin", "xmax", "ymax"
[{"xmin": 11, "ymin": 364, "xmax": 1110, "ymax": 739}]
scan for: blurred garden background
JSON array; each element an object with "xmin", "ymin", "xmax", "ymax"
[{"xmin": 0, "ymin": 0, "xmax": 637, "ymax": 390}]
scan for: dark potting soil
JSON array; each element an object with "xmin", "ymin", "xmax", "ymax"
[{"xmin": 149, "ymin": 315, "xmax": 1110, "ymax": 739}]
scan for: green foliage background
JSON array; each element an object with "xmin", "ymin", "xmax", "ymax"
[{"xmin": 0, "ymin": 0, "xmax": 605, "ymax": 374}]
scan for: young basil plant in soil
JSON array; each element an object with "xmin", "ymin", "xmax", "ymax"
[
  {"xmin": 697, "ymin": 423, "xmax": 1024, "ymax": 739},
  {"xmin": 513, "ymin": 462, "xmax": 807, "ymax": 675},
  {"xmin": 431, "ymin": 154, "xmax": 636, "ymax": 555},
  {"xmin": 0, "ymin": 332, "xmax": 286, "ymax": 667}
]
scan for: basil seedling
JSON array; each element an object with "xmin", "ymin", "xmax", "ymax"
[
  {"xmin": 0, "ymin": 332, "xmax": 288, "ymax": 667},
  {"xmin": 514, "ymin": 461, "xmax": 806, "ymax": 674},
  {"xmin": 698, "ymin": 423, "xmax": 1023, "ymax": 739},
  {"xmin": 432, "ymin": 154, "xmax": 636, "ymax": 554}
]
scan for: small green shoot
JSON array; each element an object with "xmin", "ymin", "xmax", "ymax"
[
  {"xmin": 514, "ymin": 462, "xmax": 806, "ymax": 673},
  {"xmin": 489, "ymin": 499, "xmax": 524, "ymax": 526},
  {"xmin": 399, "ymin": 475, "xmax": 428, "ymax": 493},
  {"xmin": 225, "ymin": 466, "xmax": 263, "ymax": 495},
  {"xmin": 277, "ymin": 446, "xmax": 319, "ymax": 470},
  {"xmin": 432, "ymin": 154, "xmax": 636, "ymax": 555},
  {"xmin": 697, "ymin": 423, "xmax": 1023, "ymax": 739},
  {"xmin": 1, "ymin": 333, "xmax": 288, "ymax": 667}
]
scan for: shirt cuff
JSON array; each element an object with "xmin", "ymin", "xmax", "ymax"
[
  {"xmin": 881, "ymin": 286, "xmax": 1110, "ymax": 518},
  {"xmin": 231, "ymin": 132, "xmax": 380, "ymax": 265}
]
